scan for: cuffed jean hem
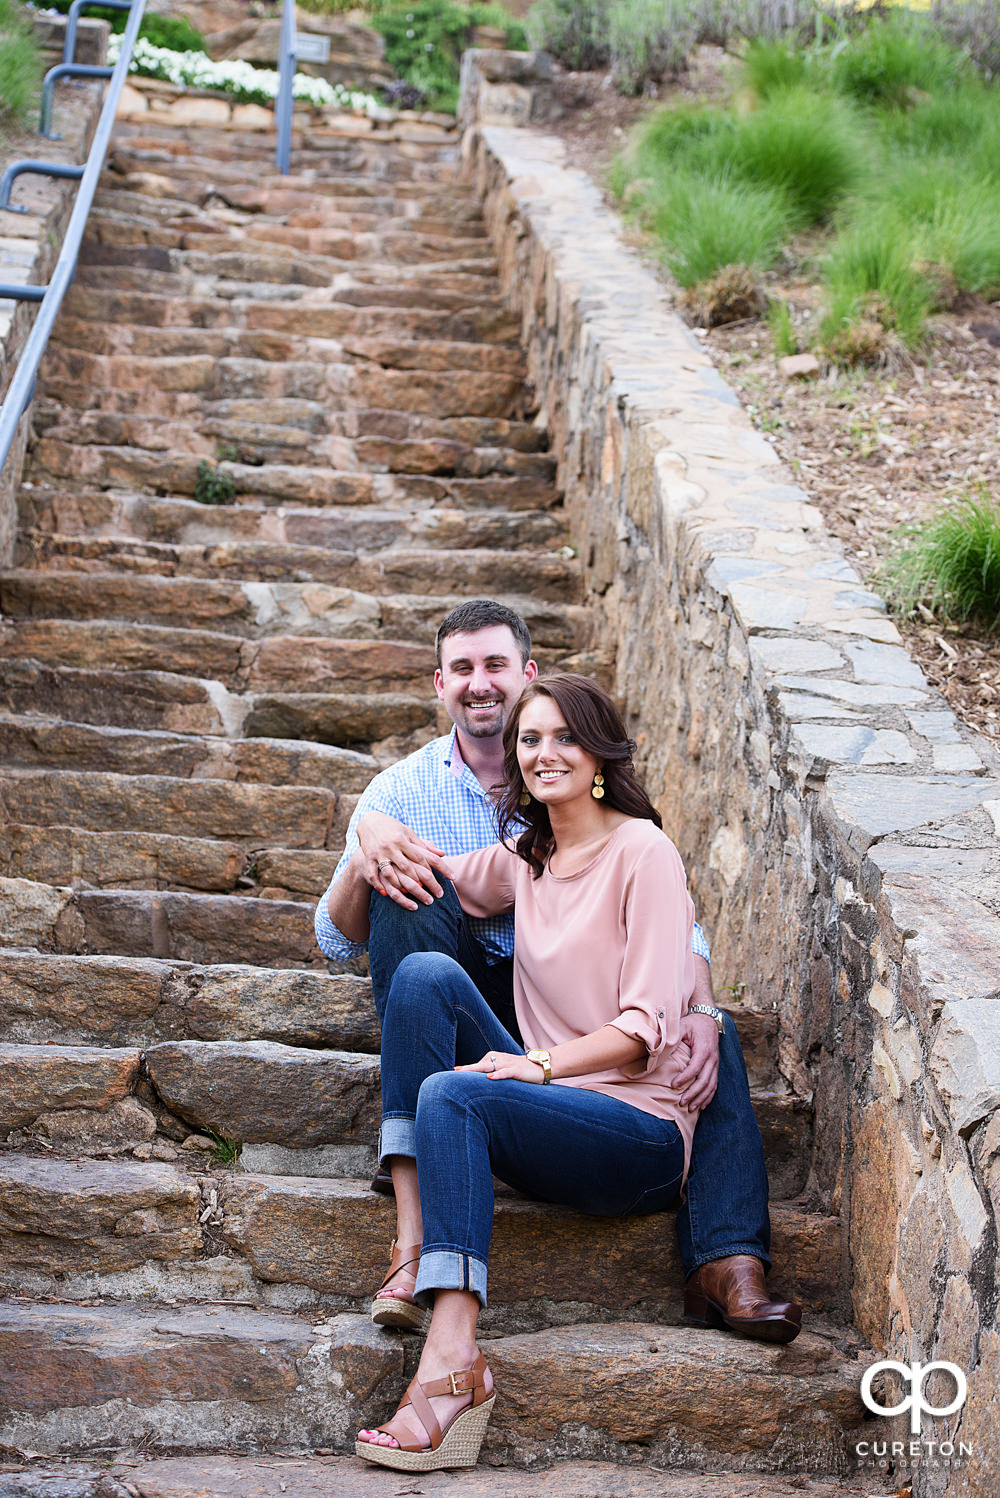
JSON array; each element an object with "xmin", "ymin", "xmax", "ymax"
[
  {"xmin": 379, "ymin": 1115, "xmax": 416, "ymax": 1163},
  {"xmin": 684, "ymin": 1245, "xmax": 772, "ymax": 1278},
  {"xmin": 413, "ymin": 1248, "xmax": 489, "ymax": 1310}
]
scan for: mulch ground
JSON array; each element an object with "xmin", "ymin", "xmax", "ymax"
[{"xmin": 545, "ymin": 56, "xmax": 1000, "ymax": 749}]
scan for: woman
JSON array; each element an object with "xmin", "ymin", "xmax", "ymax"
[{"xmin": 356, "ymin": 674, "xmax": 701, "ymax": 1473}]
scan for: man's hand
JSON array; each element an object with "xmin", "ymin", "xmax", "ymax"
[
  {"xmin": 358, "ymin": 810, "xmax": 447, "ymax": 911},
  {"xmin": 674, "ymin": 1010, "xmax": 720, "ymax": 1111}
]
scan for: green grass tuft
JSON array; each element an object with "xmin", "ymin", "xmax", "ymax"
[
  {"xmin": 742, "ymin": 38, "xmax": 809, "ymax": 99},
  {"xmin": 0, "ymin": 0, "xmax": 42, "ymax": 127},
  {"xmin": 651, "ymin": 171, "xmax": 792, "ymax": 287},
  {"xmin": 733, "ymin": 87, "xmax": 866, "ymax": 227},
  {"xmin": 880, "ymin": 490, "xmax": 1000, "ymax": 630},
  {"xmin": 821, "ymin": 219, "xmax": 933, "ymax": 354},
  {"xmin": 830, "ymin": 12, "xmax": 968, "ymax": 108},
  {"xmin": 768, "ymin": 298, "xmax": 798, "ymax": 356}
]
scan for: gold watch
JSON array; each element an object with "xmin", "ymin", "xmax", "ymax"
[
  {"xmin": 525, "ymin": 1048, "xmax": 552, "ymax": 1083},
  {"xmin": 688, "ymin": 1004, "xmax": 725, "ymax": 1035}
]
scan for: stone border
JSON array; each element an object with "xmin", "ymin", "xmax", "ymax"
[
  {"xmin": 0, "ymin": 17, "xmax": 108, "ymax": 566},
  {"xmin": 460, "ymin": 93, "xmax": 1000, "ymax": 1496}
]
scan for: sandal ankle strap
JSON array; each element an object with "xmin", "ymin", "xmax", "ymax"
[
  {"xmin": 377, "ymin": 1241, "xmax": 421, "ymax": 1293},
  {"xmin": 408, "ymin": 1352, "xmax": 489, "ymax": 1404}
]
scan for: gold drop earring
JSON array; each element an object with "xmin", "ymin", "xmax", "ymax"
[
  {"xmin": 519, "ymin": 787, "xmax": 531, "ymax": 806},
  {"xmin": 592, "ymin": 772, "xmax": 605, "ymax": 800}
]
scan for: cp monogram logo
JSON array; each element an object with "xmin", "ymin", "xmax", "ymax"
[{"xmin": 861, "ymin": 1360, "xmax": 968, "ymax": 1436}]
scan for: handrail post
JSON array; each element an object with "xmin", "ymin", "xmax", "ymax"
[
  {"xmin": 63, "ymin": 0, "xmax": 133, "ymax": 67},
  {"xmin": 275, "ymin": 0, "xmax": 296, "ymax": 176}
]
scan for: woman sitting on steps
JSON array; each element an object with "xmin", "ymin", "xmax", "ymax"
[{"xmin": 355, "ymin": 673, "xmax": 715, "ymax": 1472}]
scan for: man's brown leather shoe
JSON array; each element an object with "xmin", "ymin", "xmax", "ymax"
[{"xmin": 683, "ymin": 1255, "xmax": 802, "ymax": 1344}]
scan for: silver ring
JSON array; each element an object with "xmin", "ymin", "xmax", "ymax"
[
  {"xmin": 490, "ymin": 1053, "xmax": 496, "ymax": 1072},
  {"xmin": 377, "ymin": 859, "xmax": 392, "ymax": 873}
]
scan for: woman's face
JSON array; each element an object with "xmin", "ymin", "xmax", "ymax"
[{"xmin": 515, "ymin": 695, "xmax": 600, "ymax": 809}]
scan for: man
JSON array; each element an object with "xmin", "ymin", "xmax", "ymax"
[{"xmin": 315, "ymin": 599, "xmax": 800, "ymax": 1343}]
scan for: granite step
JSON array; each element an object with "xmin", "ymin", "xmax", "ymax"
[
  {"xmin": 0, "ymin": 952, "xmax": 378, "ymax": 1051},
  {"xmin": 0, "ymin": 1302, "xmax": 870, "ymax": 1471},
  {"xmin": 17, "ymin": 537, "xmax": 583, "ymax": 605},
  {"xmin": 0, "ymin": 661, "xmax": 435, "ymax": 746},
  {"xmin": 63, "ymin": 284, "xmax": 521, "ymax": 342},
  {"xmin": 0, "ymin": 716, "xmax": 378, "ymax": 788},
  {"xmin": 0, "ymin": 1156, "xmax": 842, "ymax": 1322},
  {"xmin": 0, "ymin": 951, "xmax": 776, "ymax": 1079},
  {"xmin": 0, "ymin": 1455, "xmax": 880, "ymax": 1498},
  {"xmin": 0, "ymin": 769, "xmax": 351, "ymax": 847},
  {"xmin": 0, "ymin": 619, "xmax": 434, "ymax": 693}
]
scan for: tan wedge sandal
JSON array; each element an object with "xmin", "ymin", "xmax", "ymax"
[
  {"xmin": 370, "ymin": 1240, "xmax": 426, "ymax": 1332},
  {"xmin": 355, "ymin": 1351, "xmax": 494, "ymax": 1471}
]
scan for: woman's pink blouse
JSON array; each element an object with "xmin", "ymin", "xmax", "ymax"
[{"xmin": 443, "ymin": 818, "xmax": 701, "ymax": 1174}]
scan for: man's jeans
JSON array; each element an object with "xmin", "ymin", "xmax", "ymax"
[
  {"xmin": 380, "ymin": 951, "xmax": 686, "ymax": 1308},
  {"xmin": 368, "ymin": 880, "xmax": 771, "ymax": 1278}
]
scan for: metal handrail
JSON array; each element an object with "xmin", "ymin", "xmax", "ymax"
[
  {"xmin": 275, "ymin": 0, "xmax": 296, "ymax": 175},
  {"xmin": 0, "ymin": 0, "xmax": 148, "ymax": 476},
  {"xmin": 63, "ymin": 0, "xmax": 133, "ymax": 67},
  {"xmin": 40, "ymin": 63, "xmax": 114, "ymax": 138}
]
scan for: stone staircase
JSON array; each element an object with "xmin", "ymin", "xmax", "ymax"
[{"xmin": 0, "ymin": 112, "xmax": 880, "ymax": 1493}]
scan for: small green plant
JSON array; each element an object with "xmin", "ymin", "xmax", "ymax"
[
  {"xmin": 207, "ymin": 1130, "xmax": 243, "ymax": 1168},
  {"xmin": 743, "ymin": 38, "xmax": 809, "ymax": 99},
  {"xmin": 768, "ymin": 298, "xmax": 798, "ymax": 356},
  {"xmin": 525, "ymin": 0, "xmax": 610, "ymax": 71},
  {"xmin": 35, "ymin": 1, "xmax": 206, "ymax": 49},
  {"xmin": 194, "ymin": 460, "xmax": 237, "ymax": 506},
  {"xmin": 880, "ymin": 490, "xmax": 1000, "ymax": 630},
  {"xmin": 0, "ymin": 0, "xmax": 42, "ymax": 129}
]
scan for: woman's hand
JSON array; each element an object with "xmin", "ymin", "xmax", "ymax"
[
  {"xmin": 357, "ymin": 810, "xmax": 446, "ymax": 910},
  {"xmin": 456, "ymin": 1051, "xmax": 547, "ymax": 1084}
]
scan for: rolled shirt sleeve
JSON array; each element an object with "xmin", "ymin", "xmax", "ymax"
[
  {"xmin": 604, "ymin": 835, "xmax": 696, "ymax": 1072},
  {"xmin": 314, "ymin": 778, "xmax": 405, "ymax": 961}
]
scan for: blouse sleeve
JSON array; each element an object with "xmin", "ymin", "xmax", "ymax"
[
  {"xmin": 439, "ymin": 842, "xmax": 518, "ymax": 919},
  {"xmin": 605, "ymin": 834, "xmax": 696, "ymax": 1070}
]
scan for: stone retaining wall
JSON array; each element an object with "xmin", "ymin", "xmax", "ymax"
[{"xmin": 460, "ymin": 76, "xmax": 1000, "ymax": 1498}]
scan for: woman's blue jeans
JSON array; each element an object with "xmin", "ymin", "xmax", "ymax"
[
  {"xmin": 369, "ymin": 881, "xmax": 772, "ymax": 1281},
  {"xmin": 379, "ymin": 951, "xmax": 686, "ymax": 1309}
]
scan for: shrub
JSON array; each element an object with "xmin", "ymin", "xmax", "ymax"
[
  {"xmin": 821, "ymin": 220, "xmax": 933, "ymax": 357},
  {"xmin": 732, "ymin": 86, "xmax": 866, "ymax": 226},
  {"xmin": 373, "ymin": 0, "xmax": 526, "ymax": 114},
  {"xmin": 35, "ymin": 1, "xmax": 206, "ymax": 50},
  {"xmin": 651, "ymin": 169, "xmax": 792, "ymax": 285},
  {"xmin": 829, "ymin": 13, "xmax": 968, "ymax": 108},
  {"xmin": 742, "ymin": 37, "xmax": 809, "ymax": 97},
  {"xmin": 525, "ymin": 0, "xmax": 610, "ymax": 70},
  {"xmin": 930, "ymin": 0, "xmax": 1000, "ymax": 80},
  {"xmin": 880, "ymin": 490, "xmax": 1000, "ymax": 629},
  {"xmin": 0, "ymin": 0, "xmax": 41, "ymax": 127},
  {"xmin": 608, "ymin": 0, "xmax": 697, "ymax": 94}
]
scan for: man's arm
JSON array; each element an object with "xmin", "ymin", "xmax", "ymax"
[{"xmin": 675, "ymin": 948, "xmax": 721, "ymax": 1112}]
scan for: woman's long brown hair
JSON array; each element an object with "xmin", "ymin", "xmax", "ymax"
[{"xmin": 495, "ymin": 673, "xmax": 662, "ymax": 877}]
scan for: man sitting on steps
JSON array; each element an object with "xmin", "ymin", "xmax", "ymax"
[{"xmin": 314, "ymin": 598, "xmax": 801, "ymax": 1344}]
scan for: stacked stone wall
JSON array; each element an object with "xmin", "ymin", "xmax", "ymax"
[{"xmin": 461, "ymin": 102, "xmax": 1000, "ymax": 1497}]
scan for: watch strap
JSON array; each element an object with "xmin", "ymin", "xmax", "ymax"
[{"xmin": 688, "ymin": 1004, "xmax": 726, "ymax": 1034}]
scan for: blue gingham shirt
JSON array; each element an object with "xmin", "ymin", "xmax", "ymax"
[{"xmin": 314, "ymin": 727, "xmax": 712, "ymax": 966}]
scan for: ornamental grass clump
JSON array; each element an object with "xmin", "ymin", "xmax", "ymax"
[
  {"xmin": 880, "ymin": 491, "xmax": 1000, "ymax": 631},
  {"xmin": 0, "ymin": 0, "xmax": 42, "ymax": 129},
  {"xmin": 821, "ymin": 220, "xmax": 933, "ymax": 359},
  {"xmin": 651, "ymin": 170, "xmax": 793, "ymax": 286},
  {"xmin": 729, "ymin": 86, "xmax": 866, "ymax": 227},
  {"xmin": 829, "ymin": 11, "xmax": 968, "ymax": 108}
]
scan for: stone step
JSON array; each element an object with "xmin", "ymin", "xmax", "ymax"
[
  {"xmin": 61, "ymin": 889, "xmax": 321, "ymax": 968},
  {"xmin": 0, "ymin": 1156, "xmax": 841, "ymax": 1321},
  {"xmin": 0, "ymin": 1302, "xmax": 869, "ymax": 1470},
  {"xmin": 0, "ymin": 952, "xmax": 777, "ymax": 1082},
  {"xmin": 0, "ymin": 619, "xmax": 435, "ymax": 693},
  {"xmin": 0, "ymin": 1455, "xmax": 881, "ymax": 1498},
  {"xmin": 49, "ymin": 316, "xmax": 525, "ymax": 377},
  {"xmin": 18, "ymin": 536, "xmax": 583, "ymax": 606},
  {"xmin": 0, "ymin": 952, "xmax": 378, "ymax": 1051},
  {"xmin": 0, "ymin": 661, "xmax": 434, "ymax": 746},
  {"xmin": 97, "ymin": 175, "xmax": 483, "ymax": 224},
  {"xmin": 39, "ymin": 355, "xmax": 524, "ymax": 422},
  {"xmin": 73, "ymin": 259, "xmax": 500, "ymax": 301},
  {"xmin": 0, "ymin": 715, "xmax": 378, "ymax": 788},
  {"xmin": 0, "ymin": 769, "xmax": 351, "ymax": 847},
  {"xmin": 63, "ymin": 284, "xmax": 521, "ymax": 343}
]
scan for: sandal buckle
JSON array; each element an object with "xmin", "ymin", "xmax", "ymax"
[{"xmin": 448, "ymin": 1371, "xmax": 468, "ymax": 1396}]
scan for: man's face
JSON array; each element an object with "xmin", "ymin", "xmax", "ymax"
[{"xmin": 434, "ymin": 625, "xmax": 537, "ymax": 740}]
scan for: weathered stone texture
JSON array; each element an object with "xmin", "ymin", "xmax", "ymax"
[{"xmin": 467, "ymin": 122, "xmax": 1000, "ymax": 1494}]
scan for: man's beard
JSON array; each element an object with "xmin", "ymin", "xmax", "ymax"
[{"xmin": 459, "ymin": 696, "xmax": 506, "ymax": 737}]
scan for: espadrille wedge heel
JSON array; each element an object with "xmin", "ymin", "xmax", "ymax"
[
  {"xmin": 355, "ymin": 1352, "xmax": 494, "ymax": 1472},
  {"xmin": 370, "ymin": 1240, "xmax": 427, "ymax": 1332}
]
